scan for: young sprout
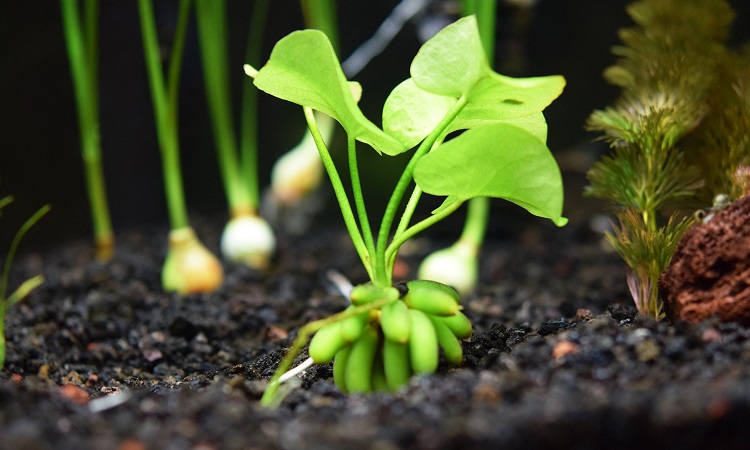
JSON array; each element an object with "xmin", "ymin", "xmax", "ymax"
[
  {"xmin": 60, "ymin": 0, "xmax": 114, "ymax": 260},
  {"xmin": 1, "ymin": 197, "xmax": 49, "ymax": 369},
  {"xmin": 268, "ymin": 0, "xmax": 340, "ymax": 223},
  {"xmin": 247, "ymin": 16, "xmax": 566, "ymax": 405},
  {"xmin": 138, "ymin": 0, "xmax": 223, "ymax": 293},
  {"xmin": 195, "ymin": 0, "xmax": 276, "ymax": 269},
  {"xmin": 417, "ymin": 0, "xmax": 496, "ymax": 294}
]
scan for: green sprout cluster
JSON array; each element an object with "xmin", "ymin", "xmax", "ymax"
[
  {"xmin": 247, "ymin": 16, "xmax": 567, "ymax": 404},
  {"xmin": 585, "ymin": 0, "xmax": 749, "ymax": 319},
  {"xmin": 0, "ymin": 197, "xmax": 48, "ymax": 369}
]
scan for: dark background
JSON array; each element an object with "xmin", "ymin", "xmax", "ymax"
[{"xmin": 1, "ymin": 0, "xmax": 748, "ymax": 251}]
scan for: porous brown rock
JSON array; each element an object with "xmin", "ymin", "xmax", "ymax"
[{"xmin": 660, "ymin": 195, "xmax": 750, "ymax": 324}]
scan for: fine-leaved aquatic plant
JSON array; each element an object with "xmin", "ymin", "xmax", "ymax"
[
  {"xmin": 138, "ymin": 0, "xmax": 223, "ymax": 294},
  {"xmin": 60, "ymin": 0, "xmax": 114, "ymax": 260},
  {"xmin": 195, "ymin": 0, "xmax": 276, "ymax": 269},
  {"xmin": 246, "ymin": 16, "xmax": 566, "ymax": 405},
  {"xmin": 585, "ymin": 0, "xmax": 739, "ymax": 319},
  {"xmin": 0, "ymin": 197, "xmax": 49, "ymax": 369}
]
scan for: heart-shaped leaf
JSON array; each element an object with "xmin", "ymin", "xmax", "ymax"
[
  {"xmin": 414, "ymin": 123, "xmax": 567, "ymax": 226},
  {"xmin": 253, "ymin": 30, "xmax": 404, "ymax": 155},
  {"xmin": 382, "ymin": 78, "xmax": 456, "ymax": 149},
  {"xmin": 410, "ymin": 16, "xmax": 489, "ymax": 97}
]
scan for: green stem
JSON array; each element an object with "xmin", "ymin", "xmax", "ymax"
[
  {"xmin": 304, "ymin": 107, "xmax": 371, "ymax": 277},
  {"xmin": 300, "ymin": 0, "xmax": 339, "ymax": 54},
  {"xmin": 374, "ymin": 96, "xmax": 469, "ymax": 284},
  {"xmin": 195, "ymin": 0, "xmax": 251, "ymax": 213},
  {"xmin": 239, "ymin": 0, "xmax": 271, "ymax": 209},
  {"xmin": 348, "ymin": 134, "xmax": 376, "ymax": 267},
  {"xmin": 459, "ymin": 196, "xmax": 489, "ymax": 250},
  {"xmin": 60, "ymin": 0, "xmax": 113, "ymax": 257},
  {"xmin": 462, "ymin": 0, "xmax": 496, "ymax": 60},
  {"xmin": 385, "ymin": 199, "xmax": 464, "ymax": 277},
  {"xmin": 393, "ymin": 186, "xmax": 423, "ymax": 239},
  {"xmin": 138, "ymin": 0, "xmax": 191, "ymax": 230}
]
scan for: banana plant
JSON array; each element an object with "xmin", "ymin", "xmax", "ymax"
[{"xmin": 247, "ymin": 16, "xmax": 566, "ymax": 405}]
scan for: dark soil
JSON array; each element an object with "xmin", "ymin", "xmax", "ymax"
[{"xmin": 2, "ymin": 218, "xmax": 750, "ymax": 450}]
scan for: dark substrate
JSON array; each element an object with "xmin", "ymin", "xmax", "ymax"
[{"xmin": 2, "ymin": 219, "xmax": 750, "ymax": 450}]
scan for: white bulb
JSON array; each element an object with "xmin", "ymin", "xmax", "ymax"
[
  {"xmin": 417, "ymin": 241, "xmax": 478, "ymax": 296},
  {"xmin": 221, "ymin": 215, "xmax": 276, "ymax": 269}
]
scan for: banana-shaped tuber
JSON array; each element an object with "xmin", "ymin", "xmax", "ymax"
[
  {"xmin": 344, "ymin": 324, "xmax": 380, "ymax": 393},
  {"xmin": 382, "ymin": 338, "xmax": 412, "ymax": 391},
  {"xmin": 408, "ymin": 309, "xmax": 439, "ymax": 374},
  {"xmin": 308, "ymin": 322, "xmax": 347, "ymax": 364},
  {"xmin": 404, "ymin": 280, "xmax": 461, "ymax": 316},
  {"xmin": 380, "ymin": 299, "xmax": 411, "ymax": 344},
  {"xmin": 428, "ymin": 314, "xmax": 464, "ymax": 365},
  {"xmin": 433, "ymin": 311, "xmax": 473, "ymax": 339}
]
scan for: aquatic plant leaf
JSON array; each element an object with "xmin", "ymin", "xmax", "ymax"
[
  {"xmin": 253, "ymin": 30, "xmax": 404, "ymax": 155},
  {"xmin": 449, "ymin": 74, "xmax": 565, "ymax": 133},
  {"xmin": 382, "ymin": 78, "xmax": 456, "ymax": 149},
  {"xmin": 410, "ymin": 16, "xmax": 489, "ymax": 97},
  {"xmin": 414, "ymin": 124, "xmax": 567, "ymax": 226}
]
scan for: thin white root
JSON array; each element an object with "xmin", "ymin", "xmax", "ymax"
[
  {"xmin": 326, "ymin": 270, "xmax": 354, "ymax": 298},
  {"xmin": 278, "ymin": 357, "xmax": 315, "ymax": 384}
]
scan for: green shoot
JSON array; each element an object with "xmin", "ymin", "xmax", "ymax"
[
  {"xmin": 249, "ymin": 16, "xmax": 566, "ymax": 403},
  {"xmin": 1, "ymin": 197, "xmax": 49, "ymax": 369},
  {"xmin": 417, "ymin": 0, "xmax": 496, "ymax": 294},
  {"xmin": 60, "ymin": 0, "xmax": 114, "ymax": 260},
  {"xmin": 138, "ymin": 0, "xmax": 223, "ymax": 293},
  {"xmin": 269, "ymin": 0, "xmax": 340, "ymax": 211},
  {"xmin": 195, "ymin": 0, "xmax": 276, "ymax": 269},
  {"xmin": 585, "ymin": 0, "xmax": 737, "ymax": 319}
]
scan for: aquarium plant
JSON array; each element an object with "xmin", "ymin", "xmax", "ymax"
[
  {"xmin": 268, "ymin": 0, "xmax": 338, "ymax": 221},
  {"xmin": 0, "ymin": 197, "xmax": 49, "ymax": 369},
  {"xmin": 585, "ymin": 0, "xmax": 741, "ymax": 319},
  {"xmin": 60, "ymin": 0, "xmax": 114, "ymax": 260},
  {"xmin": 417, "ymin": 0, "xmax": 496, "ymax": 295},
  {"xmin": 138, "ymin": 0, "xmax": 223, "ymax": 294},
  {"xmin": 245, "ymin": 16, "xmax": 566, "ymax": 404},
  {"xmin": 195, "ymin": 0, "xmax": 276, "ymax": 269}
]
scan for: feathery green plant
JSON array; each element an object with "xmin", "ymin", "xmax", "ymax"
[{"xmin": 585, "ymin": 0, "xmax": 743, "ymax": 319}]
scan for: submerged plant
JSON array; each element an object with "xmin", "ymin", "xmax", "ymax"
[
  {"xmin": 195, "ymin": 0, "xmax": 276, "ymax": 269},
  {"xmin": 0, "ymin": 197, "xmax": 49, "ymax": 369},
  {"xmin": 417, "ymin": 0, "xmax": 496, "ymax": 295},
  {"xmin": 138, "ymin": 0, "xmax": 223, "ymax": 293},
  {"xmin": 585, "ymin": 0, "xmax": 742, "ymax": 319},
  {"xmin": 60, "ymin": 0, "xmax": 114, "ymax": 260},
  {"xmin": 246, "ymin": 16, "xmax": 566, "ymax": 404}
]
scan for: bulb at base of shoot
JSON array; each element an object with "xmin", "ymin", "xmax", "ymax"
[
  {"xmin": 417, "ymin": 239, "xmax": 478, "ymax": 296},
  {"xmin": 162, "ymin": 227, "xmax": 224, "ymax": 294},
  {"xmin": 271, "ymin": 113, "xmax": 335, "ymax": 206},
  {"xmin": 221, "ymin": 213, "xmax": 276, "ymax": 269}
]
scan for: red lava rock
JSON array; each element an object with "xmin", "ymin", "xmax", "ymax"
[
  {"xmin": 118, "ymin": 439, "xmax": 146, "ymax": 450},
  {"xmin": 660, "ymin": 195, "xmax": 750, "ymax": 324},
  {"xmin": 60, "ymin": 384, "xmax": 90, "ymax": 404},
  {"xmin": 10, "ymin": 373, "xmax": 23, "ymax": 383},
  {"xmin": 552, "ymin": 340, "xmax": 579, "ymax": 360}
]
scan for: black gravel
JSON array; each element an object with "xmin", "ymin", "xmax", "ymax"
[{"xmin": 2, "ymin": 218, "xmax": 749, "ymax": 450}]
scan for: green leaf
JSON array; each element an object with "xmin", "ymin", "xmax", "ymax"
[
  {"xmin": 414, "ymin": 124, "xmax": 567, "ymax": 226},
  {"xmin": 253, "ymin": 30, "xmax": 404, "ymax": 155},
  {"xmin": 410, "ymin": 16, "xmax": 490, "ymax": 97},
  {"xmin": 453, "ymin": 74, "xmax": 565, "ymax": 128},
  {"xmin": 382, "ymin": 78, "xmax": 456, "ymax": 149}
]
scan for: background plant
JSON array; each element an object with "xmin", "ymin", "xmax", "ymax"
[
  {"xmin": 60, "ymin": 0, "xmax": 114, "ymax": 260},
  {"xmin": 138, "ymin": 0, "xmax": 223, "ymax": 294},
  {"xmin": 246, "ymin": 16, "xmax": 567, "ymax": 404},
  {"xmin": 585, "ymin": 0, "xmax": 746, "ymax": 319},
  {"xmin": 0, "ymin": 197, "xmax": 49, "ymax": 369}
]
